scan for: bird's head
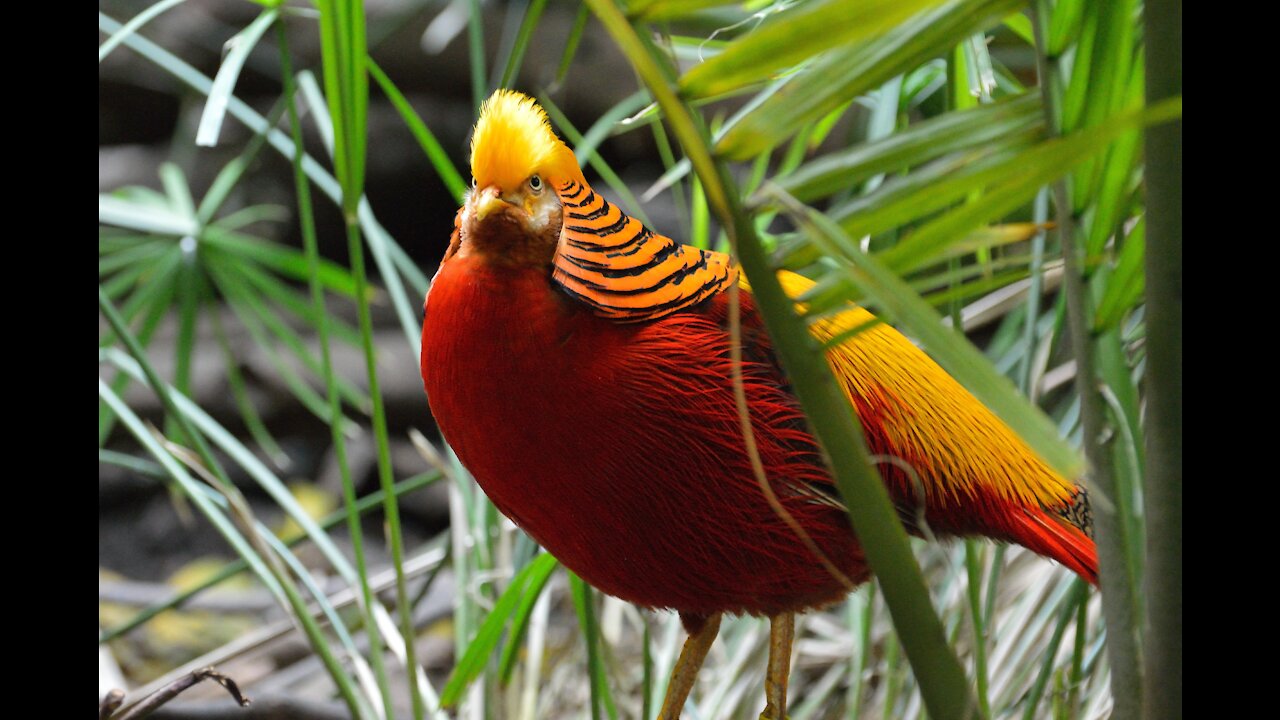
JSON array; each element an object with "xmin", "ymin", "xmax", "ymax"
[{"xmin": 460, "ymin": 90, "xmax": 584, "ymax": 265}]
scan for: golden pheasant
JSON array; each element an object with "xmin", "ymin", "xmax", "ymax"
[{"xmin": 419, "ymin": 90, "xmax": 1096, "ymax": 719}]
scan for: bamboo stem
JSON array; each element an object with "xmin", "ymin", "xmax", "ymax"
[
  {"xmin": 1141, "ymin": 0, "xmax": 1182, "ymax": 717},
  {"xmin": 277, "ymin": 22, "xmax": 395, "ymax": 717}
]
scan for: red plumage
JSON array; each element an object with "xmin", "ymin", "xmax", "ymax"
[
  {"xmin": 421, "ymin": 253, "xmax": 1096, "ymax": 622},
  {"xmin": 422, "ymin": 255, "xmax": 872, "ymax": 619},
  {"xmin": 422, "ymin": 89, "xmax": 1097, "ymax": 717}
]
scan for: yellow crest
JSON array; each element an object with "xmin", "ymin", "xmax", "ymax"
[{"xmin": 470, "ymin": 90, "xmax": 584, "ymax": 192}]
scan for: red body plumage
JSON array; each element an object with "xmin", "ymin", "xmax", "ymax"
[
  {"xmin": 422, "ymin": 251, "xmax": 1096, "ymax": 623},
  {"xmin": 422, "ymin": 255, "xmax": 872, "ymax": 618}
]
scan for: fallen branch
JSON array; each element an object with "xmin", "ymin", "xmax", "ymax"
[
  {"xmin": 113, "ymin": 667, "xmax": 249, "ymax": 720},
  {"xmin": 146, "ymin": 694, "xmax": 348, "ymax": 720}
]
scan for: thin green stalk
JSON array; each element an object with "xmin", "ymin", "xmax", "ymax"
[
  {"xmin": 643, "ymin": 73, "xmax": 688, "ymax": 229},
  {"xmin": 846, "ymin": 587, "xmax": 874, "ymax": 717},
  {"xmin": 981, "ymin": 545, "xmax": 1005, "ymax": 625},
  {"xmin": 582, "ymin": 2, "xmax": 976, "ymax": 718},
  {"xmin": 964, "ymin": 542, "xmax": 990, "ymax": 719},
  {"xmin": 642, "ymin": 619, "xmax": 653, "ymax": 720},
  {"xmin": 1068, "ymin": 589, "xmax": 1088, "ymax": 716},
  {"xmin": 468, "ymin": 0, "xmax": 487, "ymax": 109},
  {"xmin": 277, "ymin": 21, "xmax": 394, "ymax": 717},
  {"xmin": 348, "ymin": 216, "xmax": 424, "ymax": 719},
  {"xmin": 555, "ymin": 4, "xmax": 590, "ymax": 87},
  {"xmin": 571, "ymin": 576, "xmax": 618, "ymax": 720},
  {"xmin": 316, "ymin": 0, "xmax": 425, "ymax": 712},
  {"xmin": 1141, "ymin": 1, "xmax": 1181, "ymax": 718},
  {"xmin": 498, "ymin": 0, "xmax": 550, "ymax": 89},
  {"xmin": 1031, "ymin": 4, "xmax": 1143, "ymax": 718}
]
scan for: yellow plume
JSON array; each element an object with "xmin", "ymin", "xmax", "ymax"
[{"xmin": 470, "ymin": 90, "xmax": 584, "ymax": 192}]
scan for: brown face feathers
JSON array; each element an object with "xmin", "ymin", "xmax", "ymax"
[{"xmin": 459, "ymin": 189, "xmax": 563, "ymax": 268}]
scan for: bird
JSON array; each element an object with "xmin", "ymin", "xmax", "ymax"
[{"xmin": 419, "ymin": 89, "xmax": 1097, "ymax": 720}]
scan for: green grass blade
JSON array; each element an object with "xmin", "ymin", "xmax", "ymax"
[
  {"xmin": 98, "ymin": 240, "xmax": 168, "ymax": 277},
  {"xmin": 769, "ymin": 93, "xmax": 1041, "ymax": 203},
  {"xmin": 716, "ymin": 0, "xmax": 1025, "ymax": 159},
  {"xmin": 1141, "ymin": 0, "xmax": 1183, "ymax": 709},
  {"xmin": 100, "ymin": 250, "xmax": 163, "ymax": 299},
  {"xmin": 858, "ymin": 97, "xmax": 1182, "ymax": 275},
  {"xmin": 1093, "ymin": 217, "xmax": 1144, "ymax": 332},
  {"xmin": 172, "ymin": 260, "xmax": 200, "ymax": 412},
  {"xmin": 98, "ymin": 0, "xmax": 188, "ymax": 62},
  {"xmin": 276, "ymin": 24, "xmax": 397, "ymax": 714},
  {"xmin": 681, "ymin": 0, "xmax": 940, "ymax": 99},
  {"xmin": 498, "ymin": 554, "xmax": 561, "ymax": 682},
  {"xmin": 570, "ymin": 574, "xmax": 618, "ymax": 720},
  {"xmin": 202, "ymin": 226, "xmax": 359, "ymax": 296},
  {"xmin": 99, "ymin": 194, "xmax": 196, "ymax": 236},
  {"xmin": 574, "ymin": 90, "xmax": 652, "ymax": 167},
  {"xmin": 1047, "ymin": 0, "xmax": 1085, "ymax": 55},
  {"xmin": 299, "ymin": 69, "xmax": 424, "ymax": 351},
  {"xmin": 964, "ymin": 543, "xmax": 990, "ymax": 719},
  {"xmin": 195, "ymin": 9, "xmax": 278, "ymax": 147},
  {"xmin": 441, "ymin": 554, "xmax": 559, "ymax": 706},
  {"xmin": 319, "ymin": 4, "xmax": 421, "ymax": 712},
  {"xmin": 555, "ymin": 4, "xmax": 591, "ymax": 86},
  {"xmin": 1003, "ymin": 11, "xmax": 1034, "ymax": 44},
  {"xmin": 369, "ymin": 59, "xmax": 468, "ymax": 204}
]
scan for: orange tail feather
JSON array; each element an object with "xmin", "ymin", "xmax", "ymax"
[{"xmin": 1009, "ymin": 510, "xmax": 1099, "ymax": 586}]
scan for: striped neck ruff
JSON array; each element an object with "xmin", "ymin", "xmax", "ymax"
[{"xmin": 551, "ymin": 179, "xmax": 738, "ymax": 323}]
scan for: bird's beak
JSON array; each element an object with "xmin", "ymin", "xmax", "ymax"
[{"xmin": 474, "ymin": 185, "xmax": 507, "ymax": 221}]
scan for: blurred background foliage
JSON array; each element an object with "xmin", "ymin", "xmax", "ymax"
[{"xmin": 99, "ymin": 0, "xmax": 1180, "ymax": 718}]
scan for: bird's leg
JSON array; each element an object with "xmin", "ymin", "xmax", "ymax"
[
  {"xmin": 761, "ymin": 612, "xmax": 795, "ymax": 720},
  {"xmin": 658, "ymin": 612, "xmax": 722, "ymax": 720}
]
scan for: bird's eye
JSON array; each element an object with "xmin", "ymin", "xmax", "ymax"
[
  {"xmin": 529, "ymin": 175, "xmax": 543, "ymax": 193},
  {"xmin": 471, "ymin": 177, "xmax": 478, "ymax": 190}
]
